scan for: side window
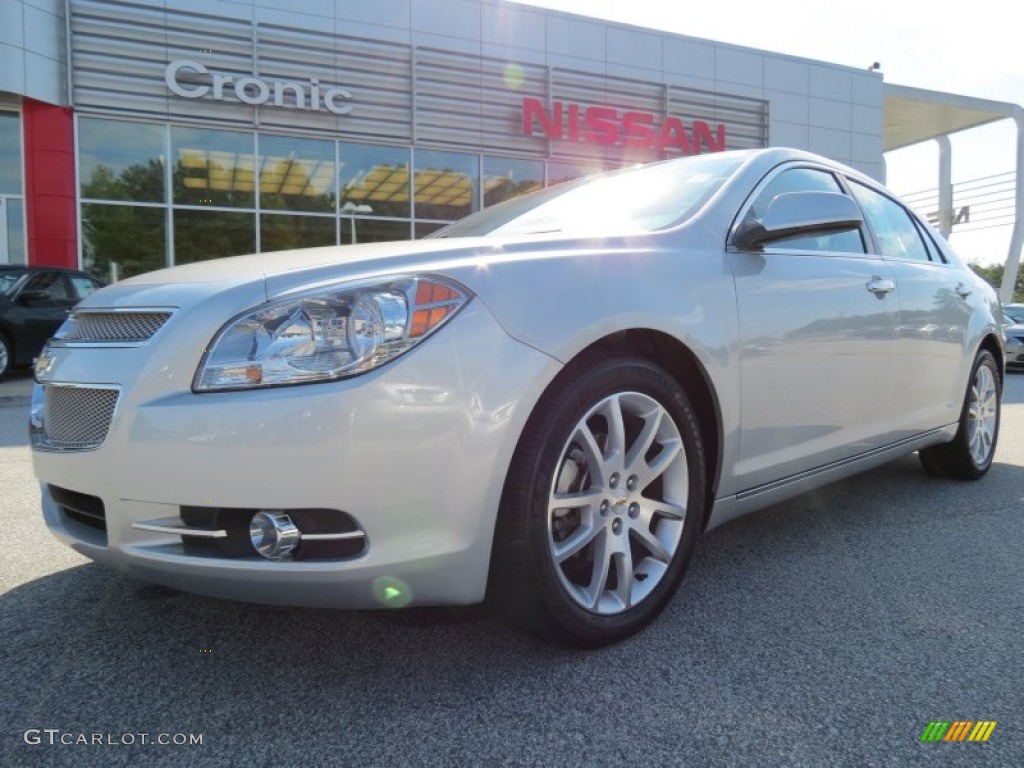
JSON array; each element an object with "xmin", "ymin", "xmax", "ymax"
[
  {"xmin": 744, "ymin": 167, "xmax": 866, "ymax": 253},
  {"xmin": 69, "ymin": 276, "xmax": 102, "ymax": 300},
  {"xmin": 23, "ymin": 272, "xmax": 72, "ymax": 301},
  {"xmin": 849, "ymin": 182, "xmax": 931, "ymax": 262}
]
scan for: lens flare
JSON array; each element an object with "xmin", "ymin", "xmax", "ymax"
[
  {"xmin": 372, "ymin": 576, "xmax": 412, "ymax": 608},
  {"xmin": 503, "ymin": 62, "xmax": 525, "ymax": 90}
]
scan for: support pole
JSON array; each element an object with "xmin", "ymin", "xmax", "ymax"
[
  {"xmin": 1000, "ymin": 110, "xmax": 1024, "ymax": 303},
  {"xmin": 936, "ymin": 135, "xmax": 953, "ymax": 238}
]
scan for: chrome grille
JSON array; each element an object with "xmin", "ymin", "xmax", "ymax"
[
  {"xmin": 41, "ymin": 386, "xmax": 119, "ymax": 450},
  {"xmin": 62, "ymin": 311, "xmax": 172, "ymax": 343}
]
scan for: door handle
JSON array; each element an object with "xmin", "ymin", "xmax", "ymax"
[
  {"xmin": 866, "ymin": 277, "xmax": 895, "ymax": 296},
  {"xmin": 955, "ymin": 282, "xmax": 972, "ymax": 299}
]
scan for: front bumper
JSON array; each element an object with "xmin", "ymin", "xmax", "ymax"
[{"xmin": 33, "ymin": 302, "xmax": 560, "ymax": 608}]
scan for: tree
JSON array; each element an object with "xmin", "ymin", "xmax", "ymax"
[{"xmin": 968, "ymin": 261, "xmax": 1023, "ymax": 302}]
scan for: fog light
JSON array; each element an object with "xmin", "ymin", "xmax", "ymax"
[{"xmin": 249, "ymin": 512, "xmax": 300, "ymax": 560}]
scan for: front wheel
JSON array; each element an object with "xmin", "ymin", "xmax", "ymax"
[
  {"xmin": 919, "ymin": 349, "xmax": 1001, "ymax": 479},
  {"xmin": 490, "ymin": 357, "xmax": 706, "ymax": 647}
]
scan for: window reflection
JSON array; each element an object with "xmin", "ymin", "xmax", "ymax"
[
  {"xmin": 172, "ymin": 127, "xmax": 255, "ymax": 208},
  {"xmin": 82, "ymin": 204, "xmax": 166, "ymax": 281},
  {"xmin": 79, "ymin": 118, "xmax": 165, "ymax": 203},
  {"xmin": 259, "ymin": 135, "xmax": 335, "ymax": 213},
  {"xmin": 547, "ymin": 160, "xmax": 602, "ymax": 185},
  {"xmin": 414, "ymin": 149, "xmax": 478, "ymax": 221},
  {"xmin": 0, "ymin": 112, "xmax": 23, "ymax": 196},
  {"xmin": 6, "ymin": 198, "xmax": 25, "ymax": 264},
  {"xmin": 261, "ymin": 214, "xmax": 336, "ymax": 252},
  {"xmin": 173, "ymin": 209, "xmax": 255, "ymax": 264},
  {"xmin": 340, "ymin": 218, "xmax": 411, "ymax": 245},
  {"xmin": 414, "ymin": 222, "xmax": 446, "ymax": 239},
  {"xmin": 483, "ymin": 156, "xmax": 543, "ymax": 207},
  {"xmin": 72, "ymin": 119, "xmax": 686, "ymax": 268},
  {"xmin": 339, "ymin": 143, "xmax": 411, "ymax": 218}
]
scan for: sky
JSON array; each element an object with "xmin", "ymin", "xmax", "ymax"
[{"xmin": 513, "ymin": 0, "xmax": 1023, "ymax": 266}]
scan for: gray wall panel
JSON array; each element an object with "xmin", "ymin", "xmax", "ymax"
[{"xmin": 70, "ymin": 0, "xmax": 768, "ymax": 160}]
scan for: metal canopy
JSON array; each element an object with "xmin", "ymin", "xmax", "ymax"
[
  {"xmin": 884, "ymin": 84, "xmax": 1018, "ymax": 152},
  {"xmin": 885, "ymin": 83, "xmax": 1023, "ymax": 303}
]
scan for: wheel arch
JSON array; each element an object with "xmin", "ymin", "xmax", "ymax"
[
  {"xmin": 508, "ymin": 328, "xmax": 723, "ymax": 533},
  {"xmin": 977, "ymin": 332, "xmax": 1005, "ymax": 388}
]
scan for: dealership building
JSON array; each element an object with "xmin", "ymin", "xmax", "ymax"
[{"xmin": 2, "ymin": 0, "xmax": 1022, "ymax": 290}]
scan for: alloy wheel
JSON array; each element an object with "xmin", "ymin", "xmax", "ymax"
[
  {"xmin": 967, "ymin": 363, "xmax": 998, "ymax": 466},
  {"xmin": 547, "ymin": 391, "xmax": 689, "ymax": 614}
]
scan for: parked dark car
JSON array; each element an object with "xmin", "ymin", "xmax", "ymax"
[{"xmin": 0, "ymin": 266, "xmax": 105, "ymax": 380}]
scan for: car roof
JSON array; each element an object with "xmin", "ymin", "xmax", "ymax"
[{"xmin": 0, "ymin": 265, "xmax": 97, "ymax": 277}]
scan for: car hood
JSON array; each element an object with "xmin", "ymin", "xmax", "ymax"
[
  {"xmin": 76, "ymin": 237, "xmax": 502, "ymax": 312},
  {"xmin": 79, "ymin": 231, "xmax": 663, "ymax": 314},
  {"xmin": 114, "ymin": 238, "xmax": 493, "ymax": 287}
]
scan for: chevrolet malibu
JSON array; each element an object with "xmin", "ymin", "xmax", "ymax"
[{"xmin": 31, "ymin": 148, "xmax": 1003, "ymax": 647}]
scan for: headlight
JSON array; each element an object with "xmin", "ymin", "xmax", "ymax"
[{"xmin": 194, "ymin": 276, "xmax": 468, "ymax": 391}]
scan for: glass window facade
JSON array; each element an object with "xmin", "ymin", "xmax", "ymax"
[
  {"xmin": 414, "ymin": 149, "xmax": 479, "ymax": 222},
  {"xmin": 173, "ymin": 127, "xmax": 255, "ymax": 209},
  {"xmin": 174, "ymin": 210, "xmax": 255, "ymax": 265},
  {"xmin": 81, "ymin": 204, "xmax": 166, "ymax": 281},
  {"xmin": 259, "ymin": 135, "xmax": 335, "ymax": 213},
  {"xmin": 339, "ymin": 143, "xmax": 410, "ymax": 219},
  {"xmin": 76, "ymin": 117, "xmax": 634, "ymax": 280},
  {"xmin": 484, "ymin": 156, "xmax": 543, "ymax": 207},
  {"xmin": 261, "ymin": 213, "xmax": 336, "ymax": 253},
  {"xmin": 1, "ymin": 111, "xmax": 25, "ymax": 265},
  {"xmin": 79, "ymin": 118, "xmax": 165, "ymax": 203},
  {"xmin": 0, "ymin": 112, "xmax": 23, "ymax": 195}
]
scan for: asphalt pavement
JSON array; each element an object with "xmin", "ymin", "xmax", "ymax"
[{"xmin": 1, "ymin": 368, "xmax": 1022, "ymax": 767}]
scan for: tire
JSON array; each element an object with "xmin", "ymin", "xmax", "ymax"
[
  {"xmin": 0, "ymin": 334, "xmax": 11, "ymax": 382},
  {"xmin": 490, "ymin": 356, "xmax": 706, "ymax": 648},
  {"xmin": 919, "ymin": 349, "xmax": 1001, "ymax": 480}
]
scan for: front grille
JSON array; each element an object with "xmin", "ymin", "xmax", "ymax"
[
  {"xmin": 62, "ymin": 311, "xmax": 172, "ymax": 343},
  {"xmin": 41, "ymin": 385, "xmax": 119, "ymax": 450}
]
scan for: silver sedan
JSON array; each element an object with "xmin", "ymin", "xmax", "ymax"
[{"xmin": 31, "ymin": 148, "xmax": 1003, "ymax": 647}]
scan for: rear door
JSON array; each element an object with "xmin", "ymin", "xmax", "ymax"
[
  {"xmin": 848, "ymin": 180, "xmax": 971, "ymax": 432},
  {"xmin": 728, "ymin": 165, "xmax": 899, "ymax": 491}
]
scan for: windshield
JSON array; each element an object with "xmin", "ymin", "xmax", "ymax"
[
  {"xmin": 432, "ymin": 153, "xmax": 744, "ymax": 239},
  {"xmin": 0, "ymin": 269, "xmax": 27, "ymax": 296}
]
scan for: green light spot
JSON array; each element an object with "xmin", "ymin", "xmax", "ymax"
[
  {"xmin": 372, "ymin": 576, "xmax": 412, "ymax": 608},
  {"xmin": 503, "ymin": 63, "xmax": 525, "ymax": 91}
]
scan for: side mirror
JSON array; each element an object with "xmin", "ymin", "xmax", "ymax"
[
  {"xmin": 17, "ymin": 289, "xmax": 51, "ymax": 305},
  {"xmin": 733, "ymin": 191, "xmax": 864, "ymax": 250}
]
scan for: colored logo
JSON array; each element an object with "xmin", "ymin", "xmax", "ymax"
[{"xmin": 920, "ymin": 721, "xmax": 997, "ymax": 742}]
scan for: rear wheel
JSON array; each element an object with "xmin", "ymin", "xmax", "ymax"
[
  {"xmin": 490, "ymin": 357, "xmax": 706, "ymax": 647},
  {"xmin": 919, "ymin": 349, "xmax": 1001, "ymax": 479},
  {"xmin": 0, "ymin": 334, "xmax": 11, "ymax": 382}
]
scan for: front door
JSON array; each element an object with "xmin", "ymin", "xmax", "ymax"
[{"xmin": 728, "ymin": 165, "xmax": 899, "ymax": 492}]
